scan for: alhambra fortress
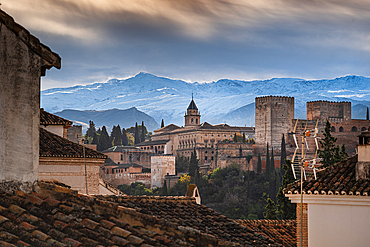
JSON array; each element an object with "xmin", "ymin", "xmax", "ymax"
[{"xmin": 1, "ymin": 8, "xmax": 370, "ymax": 247}]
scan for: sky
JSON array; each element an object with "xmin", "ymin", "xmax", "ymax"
[{"xmin": 2, "ymin": 0, "xmax": 370, "ymax": 90}]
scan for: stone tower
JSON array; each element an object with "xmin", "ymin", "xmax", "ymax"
[
  {"xmin": 255, "ymin": 96, "xmax": 294, "ymax": 151},
  {"xmin": 307, "ymin": 101, "xmax": 351, "ymax": 121},
  {"xmin": 184, "ymin": 96, "xmax": 201, "ymax": 127}
]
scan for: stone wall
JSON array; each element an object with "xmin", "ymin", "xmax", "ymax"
[
  {"xmin": 255, "ymin": 96, "xmax": 294, "ymax": 151},
  {"xmin": 67, "ymin": 125, "xmax": 82, "ymax": 144},
  {"xmin": 0, "ymin": 21, "xmax": 41, "ymax": 188},
  {"xmin": 151, "ymin": 156, "xmax": 176, "ymax": 188},
  {"xmin": 307, "ymin": 101, "xmax": 351, "ymax": 121}
]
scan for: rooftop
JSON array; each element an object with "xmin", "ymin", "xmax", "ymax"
[
  {"xmin": 40, "ymin": 128, "xmax": 106, "ymax": 159},
  {"xmin": 285, "ymin": 155, "xmax": 370, "ymax": 196},
  {"xmin": 187, "ymin": 99, "xmax": 198, "ymax": 110},
  {"xmin": 135, "ymin": 139, "xmax": 170, "ymax": 146},
  {"xmin": 102, "ymin": 146, "xmax": 140, "ymax": 153},
  {"xmin": 40, "ymin": 109, "xmax": 73, "ymax": 126},
  {"xmin": 0, "ymin": 181, "xmax": 282, "ymax": 246}
]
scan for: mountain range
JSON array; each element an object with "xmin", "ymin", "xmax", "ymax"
[{"xmin": 42, "ymin": 73, "xmax": 370, "ymax": 130}]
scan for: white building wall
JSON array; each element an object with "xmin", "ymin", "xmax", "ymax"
[
  {"xmin": 151, "ymin": 156, "xmax": 175, "ymax": 188},
  {"xmin": 42, "ymin": 125, "xmax": 64, "ymax": 138}
]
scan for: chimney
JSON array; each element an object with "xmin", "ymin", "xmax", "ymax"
[{"xmin": 356, "ymin": 130, "xmax": 370, "ymax": 180}]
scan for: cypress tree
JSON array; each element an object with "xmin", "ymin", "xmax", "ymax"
[
  {"xmin": 265, "ymin": 143, "xmax": 270, "ymax": 175},
  {"xmin": 269, "ymin": 147, "xmax": 276, "ymax": 199},
  {"xmin": 340, "ymin": 144, "xmax": 348, "ymax": 160},
  {"xmin": 242, "ymin": 133, "xmax": 246, "ymax": 143},
  {"xmin": 233, "ymin": 133, "xmax": 238, "ymax": 142},
  {"xmin": 91, "ymin": 132, "xmax": 99, "ymax": 145},
  {"xmin": 97, "ymin": 126, "xmax": 111, "ymax": 151},
  {"xmin": 276, "ymin": 159, "xmax": 296, "ymax": 219},
  {"xmin": 188, "ymin": 148, "xmax": 199, "ymax": 182},
  {"xmin": 161, "ymin": 119, "xmax": 165, "ymax": 128},
  {"xmin": 141, "ymin": 121, "xmax": 145, "ymax": 143},
  {"xmin": 319, "ymin": 119, "xmax": 337, "ymax": 168},
  {"xmin": 134, "ymin": 122, "xmax": 139, "ymax": 145},
  {"xmin": 86, "ymin": 120, "xmax": 96, "ymax": 138},
  {"xmin": 113, "ymin": 125, "xmax": 122, "ymax": 146},
  {"xmin": 263, "ymin": 198, "xmax": 278, "ymax": 220},
  {"xmin": 121, "ymin": 128, "xmax": 128, "ymax": 146},
  {"xmin": 280, "ymin": 134, "xmax": 286, "ymax": 171},
  {"xmin": 96, "ymin": 127, "xmax": 102, "ymax": 135},
  {"xmin": 162, "ymin": 179, "xmax": 168, "ymax": 196},
  {"xmin": 257, "ymin": 154, "xmax": 262, "ymax": 174},
  {"xmin": 367, "ymin": 107, "xmax": 369, "ymax": 120}
]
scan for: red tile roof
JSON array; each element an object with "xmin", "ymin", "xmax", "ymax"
[
  {"xmin": 0, "ymin": 10, "xmax": 61, "ymax": 69},
  {"xmin": 0, "ymin": 181, "xmax": 283, "ymax": 246},
  {"xmin": 236, "ymin": 219, "xmax": 296, "ymax": 247},
  {"xmin": 40, "ymin": 128, "xmax": 106, "ymax": 159},
  {"xmin": 285, "ymin": 155, "xmax": 370, "ymax": 196},
  {"xmin": 40, "ymin": 109, "xmax": 73, "ymax": 126}
]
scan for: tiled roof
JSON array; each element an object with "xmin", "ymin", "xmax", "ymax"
[
  {"xmin": 40, "ymin": 128, "xmax": 106, "ymax": 159},
  {"xmin": 102, "ymin": 146, "xmax": 140, "ymax": 153},
  {"xmin": 187, "ymin": 99, "xmax": 198, "ymax": 110},
  {"xmin": 154, "ymin": 124, "xmax": 181, "ymax": 133},
  {"xmin": 40, "ymin": 109, "xmax": 73, "ymax": 126},
  {"xmin": 0, "ymin": 10, "xmax": 61, "ymax": 70},
  {"xmin": 0, "ymin": 181, "xmax": 282, "ymax": 246},
  {"xmin": 135, "ymin": 139, "xmax": 170, "ymax": 146},
  {"xmin": 235, "ymin": 220, "xmax": 296, "ymax": 247},
  {"xmin": 285, "ymin": 155, "xmax": 370, "ymax": 196}
]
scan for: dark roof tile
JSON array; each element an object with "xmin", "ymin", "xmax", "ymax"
[{"xmin": 40, "ymin": 109, "xmax": 72, "ymax": 126}]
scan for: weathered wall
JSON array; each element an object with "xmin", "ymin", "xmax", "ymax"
[
  {"xmin": 255, "ymin": 96, "xmax": 294, "ymax": 151},
  {"xmin": 67, "ymin": 125, "xmax": 82, "ymax": 144},
  {"xmin": 39, "ymin": 157, "xmax": 103, "ymax": 195},
  {"xmin": 307, "ymin": 101, "xmax": 351, "ymax": 121},
  {"xmin": 151, "ymin": 156, "xmax": 175, "ymax": 188},
  {"xmin": 41, "ymin": 125, "xmax": 64, "ymax": 138},
  {"xmin": 0, "ymin": 22, "xmax": 41, "ymax": 188},
  {"xmin": 105, "ymin": 150, "xmax": 152, "ymax": 168}
]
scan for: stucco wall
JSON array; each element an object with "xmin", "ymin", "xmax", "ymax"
[
  {"xmin": 0, "ymin": 22, "xmax": 41, "ymax": 186},
  {"xmin": 308, "ymin": 202, "xmax": 370, "ymax": 247},
  {"xmin": 41, "ymin": 125, "xmax": 64, "ymax": 138}
]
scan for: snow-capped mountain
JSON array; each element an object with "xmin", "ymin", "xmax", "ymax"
[{"xmin": 41, "ymin": 73, "xmax": 370, "ymax": 127}]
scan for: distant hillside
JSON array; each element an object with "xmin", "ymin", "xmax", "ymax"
[
  {"xmin": 42, "ymin": 72, "xmax": 370, "ymax": 126},
  {"xmin": 54, "ymin": 107, "xmax": 159, "ymax": 132},
  {"xmin": 352, "ymin": 103, "xmax": 370, "ymax": 119}
]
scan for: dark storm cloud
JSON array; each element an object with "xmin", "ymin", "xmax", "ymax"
[{"xmin": 2, "ymin": 0, "xmax": 370, "ymax": 89}]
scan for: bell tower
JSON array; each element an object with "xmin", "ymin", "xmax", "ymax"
[{"xmin": 185, "ymin": 95, "xmax": 201, "ymax": 127}]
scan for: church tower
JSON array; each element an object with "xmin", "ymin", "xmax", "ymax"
[{"xmin": 185, "ymin": 95, "xmax": 201, "ymax": 127}]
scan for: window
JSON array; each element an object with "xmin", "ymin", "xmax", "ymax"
[
  {"xmin": 211, "ymin": 156, "xmax": 214, "ymax": 160},
  {"xmin": 120, "ymin": 154, "xmax": 123, "ymax": 161},
  {"xmin": 191, "ymin": 118, "xmax": 194, "ymax": 123},
  {"xmin": 331, "ymin": 126, "xmax": 335, "ymax": 132},
  {"xmin": 196, "ymin": 119, "xmax": 198, "ymax": 124},
  {"xmin": 204, "ymin": 141, "xmax": 208, "ymax": 148},
  {"xmin": 351, "ymin": 126, "xmax": 358, "ymax": 132},
  {"xmin": 205, "ymin": 151, "xmax": 208, "ymax": 154},
  {"xmin": 361, "ymin": 127, "xmax": 367, "ymax": 131},
  {"xmin": 339, "ymin": 126, "xmax": 344, "ymax": 132},
  {"xmin": 129, "ymin": 154, "xmax": 132, "ymax": 162},
  {"xmin": 211, "ymin": 141, "xmax": 214, "ymax": 148},
  {"xmin": 205, "ymin": 156, "xmax": 208, "ymax": 160},
  {"xmin": 137, "ymin": 155, "xmax": 140, "ymax": 161}
]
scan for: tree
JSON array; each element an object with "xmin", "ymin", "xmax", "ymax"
[
  {"xmin": 367, "ymin": 107, "xmax": 369, "ymax": 120},
  {"xmin": 319, "ymin": 119, "xmax": 338, "ymax": 168},
  {"xmin": 340, "ymin": 144, "xmax": 348, "ymax": 160},
  {"xmin": 121, "ymin": 128, "xmax": 128, "ymax": 146},
  {"xmin": 176, "ymin": 155, "xmax": 189, "ymax": 174},
  {"xmin": 233, "ymin": 133, "xmax": 238, "ymax": 142},
  {"xmin": 280, "ymin": 134, "xmax": 286, "ymax": 174},
  {"xmin": 134, "ymin": 122, "xmax": 139, "ymax": 144},
  {"xmin": 86, "ymin": 120, "xmax": 96, "ymax": 138},
  {"xmin": 242, "ymin": 133, "xmax": 246, "ymax": 143},
  {"xmin": 91, "ymin": 132, "xmax": 99, "ymax": 145},
  {"xmin": 265, "ymin": 143, "xmax": 270, "ymax": 174},
  {"xmin": 188, "ymin": 148, "xmax": 199, "ymax": 183},
  {"xmin": 263, "ymin": 198, "xmax": 278, "ymax": 220},
  {"xmin": 111, "ymin": 125, "xmax": 122, "ymax": 146},
  {"xmin": 161, "ymin": 119, "xmax": 165, "ymax": 128},
  {"xmin": 257, "ymin": 154, "xmax": 262, "ymax": 174},
  {"xmin": 276, "ymin": 159, "xmax": 296, "ymax": 219},
  {"xmin": 97, "ymin": 126, "xmax": 111, "ymax": 151},
  {"xmin": 269, "ymin": 147, "xmax": 276, "ymax": 200},
  {"xmin": 162, "ymin": 179, "xmax": 168, "ymax": 196},
  {"xmin": 141, "ymin": 121, "xmax": 145, "ymax": 143},
  {"xmin": 96, "ymin": 127, "xmax": 102, "ymax": 135}
]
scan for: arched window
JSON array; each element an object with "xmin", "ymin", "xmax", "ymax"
[
  {"xmin": 361, "ymin": 127, "xmax": 367, "ymax": 131},
  {"xmin": 351, "ymin": 126, "xmax": 358, "ymax": 132},
  {"xmin": 196, "ymin": 119, "xmax": 198, "ymax": 124},
  {"xmin": 331, "ymin": 126, "xmax": 335, "ymax": 132},
  {"xmin": 191, "ymin": 118, "xmax": 194, "ymax": 123},
  {"xmin": 339, "ymin": 126, "xmax": 344, "ymax": 132}
]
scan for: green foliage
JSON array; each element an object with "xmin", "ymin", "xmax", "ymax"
[
  {"xmin": 110, "ymin": 125, "xmax": 122, "ymax": 146},
  {"xmin": 121, "ymin": 128, "xmax": 128, "ymax": 146},
  {"xmin": 265, "ymin": 143, "xmax": 270, "ymax": 175},
  {"xmin": 117, "ymin": 182, "xmax": 153, "ymax": 196},
  {"xmin": 233, "ymin": 133, "xmax": 238, "ymax": 142},
  {"xmin": 276, "ymin": 159, "xmax": 296, "ymax": 219},
  {"xmin": 97, "ymin": 126, "xmax": 111, "ymax": 151},
  {"xmin": 161, "ymin": 119, "xmax": 164, "ymax": 128},
  {"xmin": 167, "ymin": 174, "xmax": 191, "ymax": 196},
  {"xmin": 86, "ymin": 120, "xmax": 96, "ymax": 138},
  {"xmin": 162, "ymin": 179, "xmax": 168, "ymax": 196},
  {"xmin": 242, "ymin": 133, "xmax": 246, "ymax": 143},
  {"xmin": 257, "ymin": 154, "xmax": 262, "ymax": 174},
  {"xmin": 176, "ymin": 155, "xmax": 189, "ymax": 173},
  {"xmin": 340, "ymin": 144, "xmax": 348, "ymax": 160},
  {"xmin": 319, "ymin": 119, "xmax": 338, "ymax": 168},
  {"xmin": 91, "ymin": 132, "xmax": 99, "ymax": 145},
  {"xmin": 263, "ymin": 198, "xmax": 278, "ymax": 220},
  {"xmin": 141, "ymin": 121, "xmax": 145, "ymax": 143},
  {"xmin": 134, "ymin": 122, "xmax": 139, "ymax": 144},
  {"xmin": 188, "ymin": 149, "xmax": 199, "ymax": 183}
]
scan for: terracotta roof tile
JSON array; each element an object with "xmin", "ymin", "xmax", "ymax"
[
  {"xmin": 285, "ymin": 155, "xmax": 370, "ymax": 196},
  {"xmin": 40, "ymin": 128, "xmax": 106, "ymax": 159},
  {"xmin": 40, "ymin": 109, "xmax": 72, "ymax": 126},
  {"xmin": 0, "ymin": 181, "xmax": 283, "ymax": 246},
  {"xmin": 236, "ymin": 219, "xmax": 296, "ymax": 247}
]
